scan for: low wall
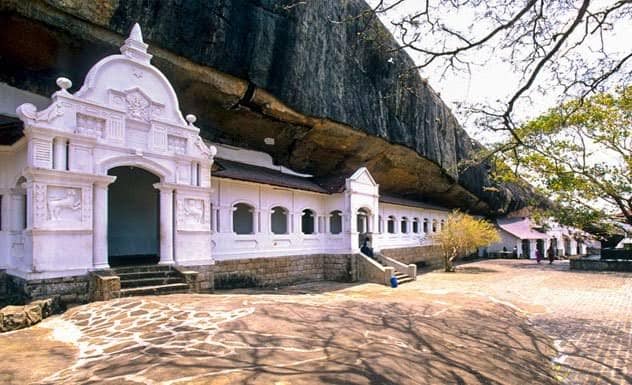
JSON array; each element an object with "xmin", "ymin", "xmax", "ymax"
[
  {"xmin": 8, "ymin": 274, "xmax": 90, "ymax": 306},
  {"xmin": 213, "ymin": 254, "xmax": 357, "ymax": 290},
  {"xmin": 571, "ymin": 258, "xmax": 632, "ymax": 272},
  {"xmin": 381, "ymin": 245, "xmax": 443, "ymax": 268}
]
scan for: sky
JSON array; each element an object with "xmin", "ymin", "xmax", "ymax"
[{"xmin": 367, "ymin": 0, "xmax": 632, "ymax": 145}]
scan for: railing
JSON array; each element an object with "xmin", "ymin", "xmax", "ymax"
[
  {"xmin": 357, "ymin": 252, "xmax": 393, "ymax": 286},
  {"xmin": 375, "ymin": 252, "xmax": 417, "ymax": 279}
]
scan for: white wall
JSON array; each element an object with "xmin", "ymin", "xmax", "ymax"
[
  {"xmin": 211, "ymin": 177, "xmax": 349, "ymax": 260},
  {"xmin": 375, "ymin": 203, "xmax": 449, "ymax": 250},
  {"xmin": 486, "ymin": 229, "xmax": 522, "ymax": 256}
]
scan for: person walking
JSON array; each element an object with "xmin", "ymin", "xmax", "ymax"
[
  {"xmin": 535, "ymin": 249, "xmax": 542, "ymax": 264},
  {"xmin": 547, "ymin": 245, "xmax": 555, "ymax": 264}
]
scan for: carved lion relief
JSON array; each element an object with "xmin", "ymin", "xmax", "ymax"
[
  {"xmin": 47, "ymin": 186, "xmax": 82, "ymax": 222},
  {"xmin": 183, "ymin": 199, "xmax": 204, "ymax": 224}
]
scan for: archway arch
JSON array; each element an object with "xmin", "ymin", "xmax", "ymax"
[{"xmin": 107, "ymin": 166, "xmax": 160, "ymax": 266}]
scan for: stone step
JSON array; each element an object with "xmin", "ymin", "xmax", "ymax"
[
  {"xmin": 116, "ymin": 270, "xmax": 181, "ymax": 281},
  {"xmin": 119, "ymin": 283, "xmax": 190, "ymax": 297},
  {"xmin": 397, "ymin": 276, "xmax": 414, "ymax": 285},
  {"xmin": 394, "ymin": 272, "xmax": 407, "ymax": 278},
  {"xmin": 120, "ymin": 276, "xmax": 185, "ymax": 289},
  {"xmin": 111, "ymin": 264, "xmax": 172, "ymax": 274}
]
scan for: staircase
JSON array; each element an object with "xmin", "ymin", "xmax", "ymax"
[
  {"xmin": 111, "ymin": 265, "xmax": 191, "ymax": 297},
  {"xmin": 375, "ymin": 258, "xmax": 414, "ymax": 285}
]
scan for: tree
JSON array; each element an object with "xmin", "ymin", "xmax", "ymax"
[
  {"xmin": 357, "ymin": 1, "xmax": 631, "ymax": 136},
  {"xmin": 433, "ymin": 212, "xmax": 500, "ymax": 272},
  {"xmin": 489, "ymin": 86, "xmax": 631, "ymax": 227}
]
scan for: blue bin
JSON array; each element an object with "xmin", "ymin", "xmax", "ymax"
[{"xmin": 390, "ymin": 276, "xmax": 398, "ymax": 288}]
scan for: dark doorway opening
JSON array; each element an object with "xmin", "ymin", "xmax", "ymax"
[{"xmin": 108, "ymin": 166, "xmax": 160, "ymax": 266}]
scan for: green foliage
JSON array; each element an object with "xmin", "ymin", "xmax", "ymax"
[
  {"xmin": 492, "ymin": 86, "xmax": 632, "ymax": 229},
  {"xmin": 433, "ymin": 212, "xmax": 500, "ymax": 272}
]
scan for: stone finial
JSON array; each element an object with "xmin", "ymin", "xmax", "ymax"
[
  {"xmin": 209, "ymin": 145, "xmax": 218, "ymax": 158},
  {"xmin": 186, "ymin": 114, "xmax": 197, "ymax": 126},
  {"xmin": 56, "ymin": 77, "xmax": 72, "ymax": 92},
  {"xmin": 120, "ymin": 22, "xmax": 152, "ymax": 64},
  {"xmin": 129, "ymin": 23, "xmax": 144, "ymax": 43}
]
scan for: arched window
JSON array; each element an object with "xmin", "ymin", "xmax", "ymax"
[
  {"xmin": 357, "ymin": 208, "xmax": 370, "ymax": 234},
  {"xmin": 330, "ymin": 210, "xmax": 342, "ymax": 234},
  {"xmin": 423, "ymin": 218, "xmax": 429, "ymax": 233},
  {"xmin": 301, "ymin": 209, "xmax": 315, "ymax": 235},
  {"xmin": 401, "ymin": 217, "xmax": 408, "ymax": 234},
  {"xmin": 387, "ymin": 215, "xmax": 395, "ymax": 234},
  {"xmin": 233, "ymin": 203, "xmax": 254, "ymax": 234},
  {"xmin": 432, "ymin": 219, "xmax": 438, "ymax": 233},
  {"xmin": 413, "ymin": 218, "xmax": 419, "ymax": 233},
  {"xmin": 441, "ymin": 219, "xmax": 445, "ymax": 231},
  {"xmin": 270, "ymin": 206, "xmax": 288, "ymax": 235}
]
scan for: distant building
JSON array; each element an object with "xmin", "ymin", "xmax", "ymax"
[{"xmin": 485, "ymin": 217, "xmax": 598, "ymax": 258}]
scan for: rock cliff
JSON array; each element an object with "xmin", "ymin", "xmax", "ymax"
[{"xmin": 0, "ymin": 0, "xmax": 534, "ymax": 214}]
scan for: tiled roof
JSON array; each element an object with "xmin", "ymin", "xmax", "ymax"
[
  {"xmin": 213, "ymin": 158, "xmax": 329, "ymax": 193},
  {"xmin": 379, "ymin": 194, "xmax": 450, "ymax": 212},
  {"xmin": 496, "ymin": 217, "xmax": 549, "ymax": 240},
  {"xmin": 0, "ymin": 115, "xmax": 24, "ymax": 145}
]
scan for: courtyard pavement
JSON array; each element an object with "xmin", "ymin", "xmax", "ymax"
[{"xmin": 0, "ymin": 259, "xmax": 629, "ymax": 385}]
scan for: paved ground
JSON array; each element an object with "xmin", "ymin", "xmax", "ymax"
[{"xmin": 0, "ymin": 259, "xmax": 629, "ymax": 385}]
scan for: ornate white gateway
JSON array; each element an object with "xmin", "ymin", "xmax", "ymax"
[{"xmin": 10, "ymin": 24, "xmax": 216, "ymax": 278}]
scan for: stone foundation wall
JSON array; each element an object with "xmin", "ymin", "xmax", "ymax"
[
  {"xmin": 214, "ymin": 254, "xmax": 357, "ymax": 290},
  {"xmin": 570, "ymin": 258, "xmax": 632, "ymax": 272},
  {"xmin": 1, "ymin": 254, "xmax": 361, "ymax": 301},
  {"xmin": 381, "ymin": 246, "xmax": 444, "ymax": 268},
  {"xmin": 182, "ymin": 265, "xmax": 214, "ymax": 293},
  {"xmin": 9, "ymin": 274, "xmax": 90, "ymax": 306},
  {"xmin": 324, "ymin": 254, "xmax": 358, "ymax": 282}
]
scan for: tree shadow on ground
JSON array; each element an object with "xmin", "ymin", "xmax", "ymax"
[{"xmin": 36, "ymin": 295, "xmax": 565, "ymax": 385}]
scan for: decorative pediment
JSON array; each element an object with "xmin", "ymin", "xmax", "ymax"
[
  {"xmin": 16, "ymin": 23, "xmax": 216, "ymax": 165},
  {"xmin": 348, "ymin": 167, "xmax": 377, "ymax": 187},
  {"xmin": 108, "ymin": 87, "xmax": 165, "ymax": 123}
]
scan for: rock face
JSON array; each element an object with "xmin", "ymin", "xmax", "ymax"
[{"xmin": 0, "ymin": 0, "xmax": 533, "ymax": 214}]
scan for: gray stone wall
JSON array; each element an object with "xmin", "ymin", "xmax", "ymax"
[
  {"xmin": 381, "ymin": 246, "xmax": 444, "ymax": 269},
  {"xmin": 182, "ymin": 265, "xmax": 214, "ymax": 293},
  {"xmin": 213, "ymin": 254, "xmax": 358, "ymax": 290},
  {"xmin": 1, "ymin": 254, "xmax": 361, "ymax": 301},
  {"xmin": 570, "ymin": 259, "xmax": 632, "ymax": 272},
  {"xmin": 9, "ymin": 274, "xmax": 90, "ymax": 306}
]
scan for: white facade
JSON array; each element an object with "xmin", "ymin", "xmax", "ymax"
[
  {"xmin": 0, "ymin": 24, "xmax": 451, "ymax": 281},
  {"xmin": 0, "ymin": 25, "xmax": 215, "ymax": 279}
]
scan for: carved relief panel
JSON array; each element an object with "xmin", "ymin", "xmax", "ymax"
[
  {"xmin": 176, "ymin": 195, "xmax": 211, "ymax": 231},
  {"xmin": 30, "ymin": 184, "xmax": 92, "ymax": 229},
  {"xmin": 46, "ymin": 186, "xmax": 82, "ymax": 222}
]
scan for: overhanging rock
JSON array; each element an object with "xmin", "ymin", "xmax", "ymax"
[{"xmin": 0, "ymin": 0, "xmax": 535, "ymax": 215}]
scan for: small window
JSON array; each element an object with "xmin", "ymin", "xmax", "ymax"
[
  {"xmin": 413, "ymin": 218, "xmax": 419, "ymax": 233},
  {"xmin": 432, "ymin": 219, "xmax": 438, "ymax": 233},
  {"xmin": 401, "ymin": 217, "xmax": 408, "ymax": 234},
  {"xmin": 271, "ymin": 206, "xmax": 288, "ymax": 235},
  {"xmin": 387, "ymin": 216, "xmax": 395, "ymax": 234},
  {"xmin": 302, "ymin": 209, "xmax": 315, "ymax": 235},
  {"xmin": 423, "ymin": 218, "xmax": 429, "ymax": 233},
  {"xmin": 233, "ymin": 203, "xmax": 254, "ymax": 234},
  {"xmin": 441, "ymin": 219, "xmax": 445, "ymax": 231},
  {"xmin": 330, "ymin": 210, "xmax": 342, "ymax": 234}
]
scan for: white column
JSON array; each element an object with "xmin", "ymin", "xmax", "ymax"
[
  {"xmin": 93, "ymin": 182, "xmax": 110, "ymax": 269},
  {"xmin": 156, "ymin": 185, "xmax": 175, "ymax": 265},
  {"xmin": 53, "ymin": 138, "xmax": 67, "ymax": 170}
]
